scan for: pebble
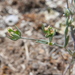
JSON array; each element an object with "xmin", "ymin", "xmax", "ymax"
[{"xmin": 4, "ymin": 15, "xmax": 19, "ymax": 26}]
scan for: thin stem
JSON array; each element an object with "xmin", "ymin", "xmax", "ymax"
[
  {"xmin": 21, "ymin": 37, "xmax": 64, "ymax": 47},
  {"xmin": 66, "ymin": 0, "xmax": 69, "ymax": 9},
  {"xmin": 49, "ymin": 37, "xmax": 53, "ymax": 43},
  {"xmin": 21, "ymin": 37, "xmax": 38, "ymax": 41},
  {"xmin": 21, "ymin": 37, "xmax": 48, "ymax": 44},
  {"xmin": 53, "ymin": 43, "xmax": 63, "ymax": 48}
]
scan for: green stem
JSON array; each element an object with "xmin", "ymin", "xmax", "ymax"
[
  {"xmin": 21, "ymin": 37, "xmax": 39, "ymax": 41},
  {"xmin": 66, "ymin": 0, "xmax": 69, "ymax": 9},
  {"xmin": 53, "ymin": 43, "xmax": 64, "ymax": 48},
  {"xmin": 21, "ymin": 37, "xmax": 64, "ymax": 47},
  {"xmin": 49, "ymin": 37, "xmax": 53, "ymax": 43},
  {"xmin": 21, "ymin": 37, "xmax": 48, "ymax": 44}
]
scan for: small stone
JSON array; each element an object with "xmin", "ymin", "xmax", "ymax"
[
  {"xmin": 29, "ymin": 72, "xmax": 34, "ymax": 75},
  {"xmin": 4, "ymin": 15, "xmax": 19, "ymax": 26}
]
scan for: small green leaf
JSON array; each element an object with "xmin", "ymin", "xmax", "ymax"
[
  {"xmin": 36, "ymin": 40, "xmax": 48, "ymax": 44},
  {"xmin": 64, "ymin": 35, "xmax": 69, "ymax": 47},
  {"xmin": 66, "ymin": 18, "xmax": 72, "ymax": 26},
  {"xmin": 15, "ymin": 26, "xmax": 21, "ymax": 36},
  {"xmin": 8, "ymin": 28, "xmax": 14, "ymax": 33},
  {"xmin": 45, "ymin": 34, "xmax": 53, "ymax": 38},
  {"xmin": 65, "ymin": 26, "xmax": 68, "ymax": 35},
  {"xmin": 66, "ymin": 17, "xmax": 69, "ymax": 25},
  {"xmin": 8, "ymin": 33, "xmax": 21, "ymax": 41},
  {"xmin": 14, "ymin": 30, "xmax": 21, "ymax": 36}
]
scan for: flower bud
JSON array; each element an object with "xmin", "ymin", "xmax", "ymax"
[
  {"xmin": 64, "ymin": 9, "xmax": 71, "ymax": 17},
  {"xmin": 44, "ymin": 26, "xmax": 55, "ymax": 38},
  {"xmin": 7, "ymin": 26, "xmax": 21, "ymax": 41}
]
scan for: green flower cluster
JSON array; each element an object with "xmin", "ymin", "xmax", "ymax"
[{"xmin": 7, "ymin": 26, "xmax": 21, "ymax": 41}]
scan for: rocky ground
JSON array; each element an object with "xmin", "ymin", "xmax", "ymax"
[{"xmin": 0, "ymin": 0, "xmax": 74, "ymax": 75}]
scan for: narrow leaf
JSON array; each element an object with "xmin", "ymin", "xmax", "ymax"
[
  {"xmin": 64, "ymin": 35, "xmax": 69, "ymax": 47},
  {"xmin": 66, "ymin": 17, "xmax": 70, "ymax": 26},
  {"xmin": 36, "ymin": 40, "xmax": 48, "ymax": 44},
  {"xmin": 15, "ymin": 26, "xmax": 21, "ymax": 36},
  {"xmin": 65, "ymin": 26, "xmax": 68, "ymax": 35}
]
